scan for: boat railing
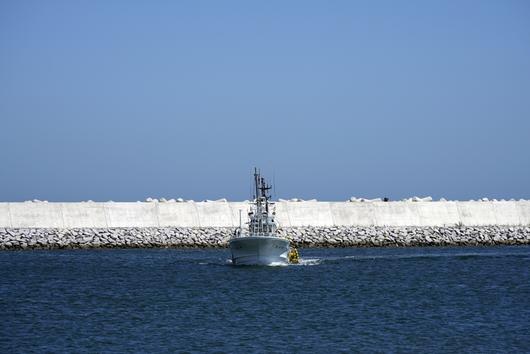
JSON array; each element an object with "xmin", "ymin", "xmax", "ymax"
[{"xmin": 232, "ymin": 228, "xmax": 281, "ymax": 238}]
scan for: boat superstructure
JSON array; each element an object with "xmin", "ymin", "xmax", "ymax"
[{"xmin": 229, "ymin": 168, "xmax": 293, "ymax": 265}]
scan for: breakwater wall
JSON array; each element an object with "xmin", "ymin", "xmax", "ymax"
[
  {"xmin": 1, "ymin": 201, "xmax": 529, "ymax": 228},
  {"xmin": 1, "ymin": 226, "xmax": 529, "ymax": 250},
  {"xmin": 1, "ymin": 201, "xmax": 529, "ymax": 249}
]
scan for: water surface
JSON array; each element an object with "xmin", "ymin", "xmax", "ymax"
[{"xmin": 1, "ymin": 246, "xmax": 529, "ymax": 353}]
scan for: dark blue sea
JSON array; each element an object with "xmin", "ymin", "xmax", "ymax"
[{"xmin": 1, "ymin": 246, "xmax": 530, "ymax": 353}]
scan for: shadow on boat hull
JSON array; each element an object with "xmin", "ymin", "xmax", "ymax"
[{"xmin": 229, "ymin": 236, "xmax": 290, "ymax": 266}]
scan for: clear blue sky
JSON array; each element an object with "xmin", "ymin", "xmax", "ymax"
[{"xmin": 1, "ymin": 0, "xmax": 529, "ymax": 201}]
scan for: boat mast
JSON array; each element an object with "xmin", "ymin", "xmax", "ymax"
[
  {"xmin": 251, "ymin": 168, "xmax": 274, "ymax": 235},
  {"xmin": 254, "ymin": 168, "xmax": 260, "ymax": 210},
  {"xmin": 253, "ymin": 168, "xmax": 259, "ymax": 233}
]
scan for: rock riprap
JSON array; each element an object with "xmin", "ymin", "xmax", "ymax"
[{"xmin": 1, "ymin": 226, "xmax": 529, "ymax": 250}]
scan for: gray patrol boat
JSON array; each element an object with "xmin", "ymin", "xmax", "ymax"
[{"xmin": 229, "ymin": 169, "xmax": 295, "ymax": 266}]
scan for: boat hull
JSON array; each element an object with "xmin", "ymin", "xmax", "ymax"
[{"xmin": 229, "ymin": 236, "xmax": 290, "ymax": 266}]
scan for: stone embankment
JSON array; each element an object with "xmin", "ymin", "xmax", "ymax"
[{"xmin": 1, "ymin": 226, "xmax": 529, "ymax": 250}]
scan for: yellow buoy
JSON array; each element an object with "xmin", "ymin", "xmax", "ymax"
[{"xmin": 288, "ymin": 247, "xmax": 299, "ymax": 264}]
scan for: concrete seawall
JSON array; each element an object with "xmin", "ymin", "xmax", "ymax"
[
  {"xmin": 1, "ymin": 201, "xmax": 529, "ymax": 228},
  {"xmin": 1, "ymin": 201, "xmax": 529, "ymax": 249}
]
